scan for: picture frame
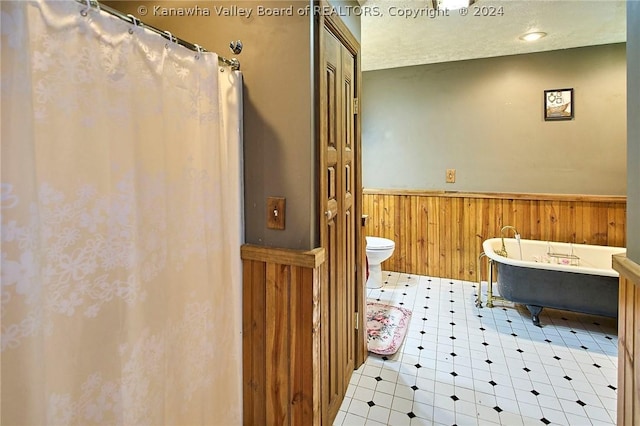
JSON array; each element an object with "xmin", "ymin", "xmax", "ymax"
[{"xmin": 544, "ymin": 88, "xmax": 574, "ymax": 121}]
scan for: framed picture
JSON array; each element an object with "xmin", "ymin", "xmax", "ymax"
[{"xmin": 544, "ymin": 88, "xmax": 574, "ymax": 121}]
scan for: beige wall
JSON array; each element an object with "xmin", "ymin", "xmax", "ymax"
[
  {"xmin": 362, "ymin": 44, "xmax": 627, "ymax": 196},
  {"xmin": 628, "ymin": 3, "xmax": 639, "ymax": 262}
]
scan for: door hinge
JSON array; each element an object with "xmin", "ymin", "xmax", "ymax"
[
  {"xmin": 354, "ymin": 312, "xmax": 359, "ymax": 330},
  {"xmin": 353, "ymin": 98, "xmax": 359, "ymax": 115}
]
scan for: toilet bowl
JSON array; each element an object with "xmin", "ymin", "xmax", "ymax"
[{"xmin": 365, "ymin": 236, "xmax": 396, "ymax": 289}]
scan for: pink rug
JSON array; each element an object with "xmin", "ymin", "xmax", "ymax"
[{"xmin": 366, "ymin": 301, "xmax": 412, "ymax": 355}]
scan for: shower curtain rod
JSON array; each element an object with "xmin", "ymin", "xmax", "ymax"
[{"xmin": 77, "ymin": 0, "xmax": 241, "ymax": 70}]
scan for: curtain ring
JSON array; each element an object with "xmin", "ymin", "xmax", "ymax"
[
  {"xmin": 80, "ymin": 0, "xmax": 92, "ymax": 16},
  {"xmin": 194, "ymin": 44, "xmax": 203, "ymax": 60},
  {"xmin": 164, "ymin": 31, "xmax": 176, "ymax": 49},
  {"xmin": 127, "ymin": 14, "xmax": 140, "ymax": 34}
]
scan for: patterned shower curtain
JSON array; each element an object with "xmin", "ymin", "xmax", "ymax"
[{"xmin": 1, "ymin": 1, "xmax": 243, "ymax": 424}]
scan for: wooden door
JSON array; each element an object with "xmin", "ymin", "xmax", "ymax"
[{"xmin": 319, "ymin": 18, "xmax": 359, "ymax": 425}]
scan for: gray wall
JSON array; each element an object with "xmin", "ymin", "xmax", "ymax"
[
  {"xmin": 362, "ymin": 44, "xmax": 627, "ymax": 195},
  {"xmin": 628, "ymin": 2, "xmax": 639, "ymax": 262}
]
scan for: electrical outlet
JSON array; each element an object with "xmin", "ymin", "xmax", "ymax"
[
  {"xmin": 267, "ymin": 197, "xmax": 286, "ymax": 230},
  {"xmin": 446, "ymin": 169, "xmax": 456, "ymax": 183}
]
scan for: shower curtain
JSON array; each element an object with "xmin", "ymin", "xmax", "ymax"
[{"xmin": 1, "ymin": 1, "xmax": 243, "ymax": 424}]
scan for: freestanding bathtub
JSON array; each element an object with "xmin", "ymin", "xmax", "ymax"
[{"xmin": 482, "ymin": 237, "xmax": 626, "ymax": 326}]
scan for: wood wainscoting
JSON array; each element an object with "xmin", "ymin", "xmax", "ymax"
[
  {"xmin": 363, "ymin": 189, "xmax": 627, "ymax": 282},
  {"xmin": 613, "ymin": 254, "xmax": 640, "ymax": 426},
  {"xmin": 242, "ymin": 244, "xmax": 325, "ymax": 426}
]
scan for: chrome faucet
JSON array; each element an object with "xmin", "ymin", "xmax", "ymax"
[{"xmin": 497, "ymin": 226, "xmax": 520, "ymax": 257}]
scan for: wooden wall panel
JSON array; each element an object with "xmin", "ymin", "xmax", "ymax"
[
  {"xmin": 363, "ymin": 190, "xmax": 626, "ymax": 282},
  {"xmin": 613, "ymin": 255, "xmax": 640, "ymax": 426},
  {"xmin": 242, "ymin": 245, "xmax": 324, "ymax": 426},
  {"xmin": 242, "ymin": 258, "xmax": 266, "ymax": 424}
]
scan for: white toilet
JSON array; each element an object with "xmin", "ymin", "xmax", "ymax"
[{"xmin": 365, "ymin": 236, "xmax": 396, "ymax": 289}]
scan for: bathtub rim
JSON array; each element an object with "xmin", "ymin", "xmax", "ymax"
[{"xmin": 482, "ymin": 237, "xmax": 625, "ymax": 278}]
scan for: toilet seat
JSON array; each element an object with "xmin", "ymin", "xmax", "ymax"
[{"xmin": 366, "ymin": 236, "xmax": 395, "ymax": 250}]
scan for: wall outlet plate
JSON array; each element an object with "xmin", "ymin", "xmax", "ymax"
[{"xmin": 267, "ymin": 197, "xmax": 286, "ymax": 230}]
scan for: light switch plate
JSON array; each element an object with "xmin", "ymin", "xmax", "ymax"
[
  {"xmin": 446, "ymin": 169, "xmax": 456, "ymax": 183},
  {"xmin": 267, "ymin": 197, "xmax": 286, "ymax": 230}
]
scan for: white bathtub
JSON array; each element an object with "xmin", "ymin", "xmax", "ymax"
[
  {"xmin": 483, "ymin": 238, "xmax": 626, "ymax": 276},
  {"xmin": 482, "ymin": 238, "xmax": 626, "ymax": 325}
]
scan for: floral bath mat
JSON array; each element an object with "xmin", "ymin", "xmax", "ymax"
[{"xmin": 366, "ymin": 301, "xmax": 412, "ymax": 355}]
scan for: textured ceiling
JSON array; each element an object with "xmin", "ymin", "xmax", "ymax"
[{"xmin": 360, "ymin": 0, "xmax": 627, "ymax": 71}]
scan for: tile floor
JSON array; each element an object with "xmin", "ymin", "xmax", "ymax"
[{"xmin": 334, "ymin": 272, "xmax": 619, "ymax": 426}]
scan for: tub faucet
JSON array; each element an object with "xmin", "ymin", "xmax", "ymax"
[
  {"xmin": 498, "ymin": 226, "xmax": 521, "ymax": 257},
  {"xmin": 501, "ymin": 225, "xmax": 520, "ymax": 239}
]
